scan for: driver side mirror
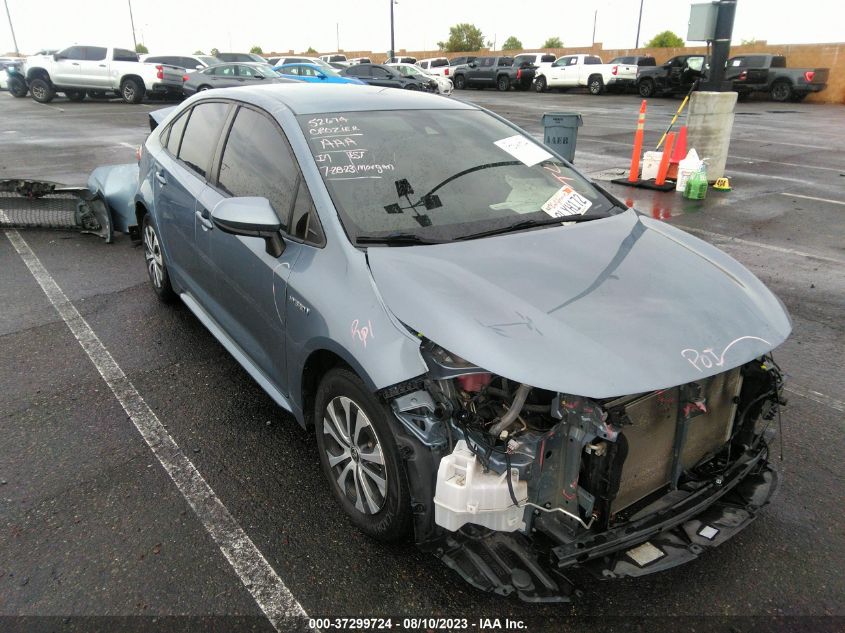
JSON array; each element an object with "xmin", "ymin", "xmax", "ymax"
[
  {"xmin": 54, "ymin": 53, "xmax": 66, "ymax": 61},
  {"xmin": 317, "ymin": 72, "xmax": 327, "ymax": 80},
  {"xmin": 211, "ymin": 197, "xmax": 285, "ymax": 257}
]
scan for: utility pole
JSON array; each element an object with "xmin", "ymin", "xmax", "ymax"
[
  {"xmin": 635, "ymin": 0, "xmax": 644, "ymax": 48},
  {"xmin": 389, "ymin": 0, "xmax": 395, "ymax": 61},
  {"xmin": 336, "ymin": 23, "xmax": 339, "ymax": 51},
  {"xmin": 3, "ymin": 0, "xmax": 19, "ymax": 55},
  {"xmin": 127, "ymin": 0, "xmax": 138, "ymax": 50},
  {"xmin": 592, "ymin": 10, "xmax": 597, "ymax": 46}
]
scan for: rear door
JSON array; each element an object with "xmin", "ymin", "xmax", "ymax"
[
  {"xmin": 153, "ymin": 101, "xmax": 231, "ymax": 294},
  {"xmin": 76, "ymin": 46, "xmax": 110, "ymax": 88},
  {"xmin": 195, "ymin": 105, "xmax": 310, "ymax": 390}
]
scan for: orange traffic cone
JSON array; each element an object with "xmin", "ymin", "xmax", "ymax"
[
  {"xmin": 667, "ymin": 125, "xmax": 687, "ymax": 181},
  {"xmin": 627, "ymin": 100, "xmax": 647, "ymax": 183}
]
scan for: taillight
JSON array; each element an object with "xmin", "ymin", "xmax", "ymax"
[
  {"xmin": 804, "ymin": 70, "xmax": 815, "ymax": 82},
  {"xmin": 444, "ymin": 67, "xmax": 449, "ymax": 75},
  {"xmin": 156, "ymin": 64, "xmax": 163, "ymax": 80},
  {"xmin": 182, "ymin": 74, "xmax": 189, "ymax": 83},
  {"xmin": 517, "ymin": 69, "xmax": 522, "ymax": 80},
  {"xmin": 135, "ymin": 145, "xmax": 142, "ymax": 162},
  {"xmin": 612, "ymin": 65, "xmax": 618, "ymax": 75}
]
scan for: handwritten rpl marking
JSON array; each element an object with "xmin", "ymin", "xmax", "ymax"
[
  {"xmin": 681, "ymin": 336, "xmax": 772, "ymax": 372},
  {"xmin": 351, "ymin": 319, "xmax": 374, "ymax": 347}
]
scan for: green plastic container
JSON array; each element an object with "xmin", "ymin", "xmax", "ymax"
[{"xmin": 684, "ymin": 165, "xmax": 708, "ymax": 200}]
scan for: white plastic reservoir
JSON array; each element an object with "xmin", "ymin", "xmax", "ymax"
[{"xmin": 433, "ymin": 440, "xmax": 528, "ymax": 532}]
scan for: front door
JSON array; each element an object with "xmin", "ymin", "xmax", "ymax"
[
  {"xmin": 194, "ymin": 105, "xmax": 306, "ymax": 390},
  {"xmin": 51, "ymin": 46, "xmax": 85, "ymax": 85}
]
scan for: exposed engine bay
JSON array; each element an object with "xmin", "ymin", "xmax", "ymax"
[{"xmin": 384, "ymin": 340, "xmax": 785, "ymax": 602}]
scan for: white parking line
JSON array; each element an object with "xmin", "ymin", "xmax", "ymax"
[
  {"xmin": 780, "ymin": 192, "xmax": 845, "ymax": 207},
  {"xmin": 1, "ymin": 219, "xmax": 310, "ymax": 632},
  {"xmin": 675, "ymin": 225, "xmax": 845, "ymax": 266},
  {"xmin": 785, "ymin": 384, "xmax": 845, "ymax": 413}
]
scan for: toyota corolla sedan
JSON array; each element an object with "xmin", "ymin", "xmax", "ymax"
[{"xmin": 133, "ymin": 84, "xmax": 790, "ymax": 601}]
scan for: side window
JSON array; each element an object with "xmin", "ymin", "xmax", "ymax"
[
  {"xmin": 217, "ymin": 107, "xmax": 298, "ymax": 227},
  {"xmin": 178, "ymin": 102, "xmax": 230, "ymax": 178},
  {"xmin": 552, "ymin": 57, "xmax": 567, "ymax": 67},
  {"xmin": 238, "ymin": 65, "xmax": 257, "ymax": 77},
  {"xmin": 480, "ymin": 58, "xmax": 494, "ymax": 68},
  {"xmin": 289, "ymin": 181, "xmax": 325, "ymax": 246},
  {"xmin": 57, "ymin": 46, "xmax": 85, "ymax": 60},
  {"xmin": 372, "ymin": 67, "xmax": 390, "ymax": 77},
  {"xmin": 165, "ymin": 110, "xmax": 189, "ymax": 155},
  {"xmin": 569, "ymin": 57, "xmax": 579, "ymax": 66},
  {"xmin": 498, "ymin": 58, "xmax": 513, "ymax": 67},
  {"xmin": 687, "ymin": 57, "xmax": 704, "ymax": 71},
  {"xmin": 86, "ymin": 47, "xmax": 108, "ymax": 61},
  {"xmin": 541, "ymin": 55, "xmax": 556, "ymax": 63},
  {"xmin": 112, "ymin": 48, "xmax": 138, "ymax": 62}
]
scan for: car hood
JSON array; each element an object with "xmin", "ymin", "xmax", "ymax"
[{"xmin": 367, "ymin": 210, "xmax": 791, "ymax": 398}]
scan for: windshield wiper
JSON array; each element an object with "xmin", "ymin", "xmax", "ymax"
[
  {"xmin": 355, "ymin": 232, "xmax": 444, "ymax": 246},
  {"xmin": 455, "ymin": 213, "xmax": 611, "ymax": 241}
]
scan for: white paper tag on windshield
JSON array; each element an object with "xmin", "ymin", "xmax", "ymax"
[
  {"xmin": 494, "ymin": 135, "xmax": 553, "ymax": 167},
  {"xmin": 541, "ymin": 185, "xmax": 593, "ymax": 217}
]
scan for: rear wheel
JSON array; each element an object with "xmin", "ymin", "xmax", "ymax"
[
  {"xmin": 497, "ymin": 75, "xmax": 510, "ymax": 91},
  {"xmin": 7, "ymin": 75, "xmax": 27, "ymax": 98},
  {"xmin": 65, "ymin": 89, "xmax": 85, "ymax": 102},
  {"xmin": 770, "ymin": 80, "xmax": 792, "ymax": 102},
  {"xmin": 534, "ymin": 76, "xmax": 547, "ymax": 93},
  {"xmin": 29, "ymin": 77, "xmax": 55, "ymax": 103},
  {"xmin": 315, "ymin": 368, "xmax": 412, "ymax": 542},
  {"xmin": 637, "ymin": 78, "xmax": 655, "ymax": 98},
  {"xmin": 197, "ymin": 84, "xmax": 212, "ymax": 92},
  {"xmin": 453, "ymin": 74, "xmax": 466, "ymax": 90},
  {"xmin": 404, "ymin": 83, "xmax": 419, "ymax": 90},
  {"xmin": 142, "ymin": 214, "xmax": 176, "ymax": 303},
  {"xmin": 121, "ymin": 78, "xmax": 144, "ymax": 104},
  {"xmin": 588, "ymin": 75, "xmax": 605, "ymax": 95}
]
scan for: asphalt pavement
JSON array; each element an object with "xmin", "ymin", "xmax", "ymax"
[{"xmin": 1, "ymin": 88, "xmax": 843, "ymax": 632}]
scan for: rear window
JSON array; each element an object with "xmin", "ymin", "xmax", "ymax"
[
  {"xmin": 431, "ymin": 58, "xmax": 449, "ymax": 67},
  {"xmin": 771, "ymin": 56, "xmax": 786, "ymax": 68},
  {"xmin": 113, "ymin": 48, "xmax": 138, "ymax": 62},
  {"xmin": 541, "ymin": 55, "xmax": 556, "ymax": 63}
]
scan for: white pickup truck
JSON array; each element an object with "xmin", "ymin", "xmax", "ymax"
[
  {"xmin": 22, "ymin": 46, "xmax": 184, "ymax": 104},
  {"xmin": 533, "ymin": 53, "xmax": 637, "ymax": 95}
]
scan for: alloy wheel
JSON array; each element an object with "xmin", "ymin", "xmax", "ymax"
[
  {"xmin": 322, "ymin": 395, "xmax": 388, "ymax": 515},
  {"xmin": 143, "ymin": 223, "xmax": 164, "ymax": 289}
]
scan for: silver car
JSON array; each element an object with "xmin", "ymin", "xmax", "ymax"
[{"xmin": 134, "ymin": 84, "xmax": 790, "ymax": 601}]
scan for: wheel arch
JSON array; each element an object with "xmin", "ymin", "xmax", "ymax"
[
  {"xmin": 120, "ymin": 73, "xmax": 146, "ymax": 90},
  {"xmin": 26, "ymin": 67, "xmax": 50, "ymax": 83},
  {"xmin": 297, "ymin": 346, "xmax": 359, "ymax": 429}
]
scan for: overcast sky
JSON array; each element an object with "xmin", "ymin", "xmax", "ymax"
[{"xmin": 2, "ymin": 0, "xmax": 841, "ymax": 56}]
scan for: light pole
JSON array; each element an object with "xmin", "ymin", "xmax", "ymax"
[
  {"xmin": 127, "ymin": 0, "xmax": 138, "ymax": 51},
  {"xmin": 3, "ymin": 0, "xmax": 19, "ymax": 55},
  {"xmin": 389, "ymin": 0, "xmax": 395, "ymax": 61},
  {"xmin": 635, "ymin": 0, "xmax": 644, "ymax": 48},
  {"xmin": 592, "ymin": 10, "xmax": 597, "ymax": 46}
]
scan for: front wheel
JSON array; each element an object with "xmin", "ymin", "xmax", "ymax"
[
  {"xmin": 534, "ymin": 76, "xmax": 547, "ymax": 93},
  {"xmin": 453, "ymin": 74, "xmax": 466, "ymax": 90},
  {"xmin": 315, "ymin": 368, "xmax": 412, "ymax": 542},
  {"xmin": 142, "ymin": 214, "xmax": 176, "ymax": 303},
  {"xmin": 121, "ymin": 78, "xmax": 144, "ymax": 104},
  {"xmin": 497, "ymin": 75, "xmax": 510, "ymax": 92},
  {"xmin": 29, "ymin": 77, "xmax": 55, "ymax": 103}
]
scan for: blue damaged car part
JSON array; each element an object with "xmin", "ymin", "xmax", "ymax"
[{"xmin": 129, "ymin": 84, "xmax": 789, "ymax": 601}]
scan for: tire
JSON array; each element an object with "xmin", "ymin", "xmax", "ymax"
[
  {"xmin": 65, "ymin": 89, "xmax": 85, "ymax": 102},
  {"xmin": 497, "ymin": 75, "xmax": 510, "ymax": 92},
  {"xmin": 534, "ymin": 76, "xmax": 547, "ymax": 93},
  {"xmin": 770, "ymin": 80, "xmax": 792, "ymax": 102},
  {"xmin": 315, "ymin": 368, "xmax": 412, "ymax": 542},
  {"xmin": 588, "ymin": 75, "xmax": 605, "ymax": 95},
  {"xmin": 8, "ymin": 75, "xmax": 27, "ymax": 98},
  {"xmin": 87, "ymin": 90, "xmax": 108, "ymax": 99},
  {"xmin": 142, "ymin": 213, "xmax": 176, "ymax": 303},
  {"xmin": 637, "ymin": 78, "xmax": 655, "ymax": 98},
  {"xmin": 197, "ymin": 84, "xmax": 212, "ymax": 92},
  {"xmin": 29, "ymin": 77, "xmax": 55, "ymax": 103},
  {"xmin": 789, "ymin": 92, "xmax": 808, "ymax": 103},
  {"xmin": 453, "ymin": 74, "xmax": 466, "ymax": 90},
  {"xmin": 404, "ymin": 83, "xmax": 419, "ymax": 90},
  {"xmin": 121, "ymin": 78, "xmax": 144, "ymax": 104}
]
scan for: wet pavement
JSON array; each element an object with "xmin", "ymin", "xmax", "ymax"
[{"xmin": 1, "ymin": 89, "xmax": 843, "ymax": 632}]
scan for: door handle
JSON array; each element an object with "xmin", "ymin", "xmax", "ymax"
[
  {"xmin": 99, "ymin": 64, "xmax": 106, "ymax": 67},
  {"xmin": 72, "ymin": 62, "xmax": 80, "ymax": 66},
  {"xmin": 196, "ymin": 208, "xmax": 214, "ymax": 230},
  {"xmin": 155, "ymin": 171, "xmax": 167, "ymax": 185}
]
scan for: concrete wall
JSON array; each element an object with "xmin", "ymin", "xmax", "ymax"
[{"xmin": 275, "ymin": 42, "xmax": 844, "ymax": 104}]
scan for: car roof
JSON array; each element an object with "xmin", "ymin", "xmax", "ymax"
[{"xmin": 190, "ymin": 83, "xmax": 477, "ymax": 115}]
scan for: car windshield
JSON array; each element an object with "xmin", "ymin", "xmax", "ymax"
[
  {"xmin": 252, "ymin": 63, "xmax": 280, "ymax": 76},
  {"xmin": 298, "ymin": 109, "xmax": 617, "ymax": 243},
  {"xmin": 198, "ymin": 56, "xmax": 219, "ymax": 66},
  {"xmin": 394, "ymin": 64, "xmax": 424, "ymax": 77}
]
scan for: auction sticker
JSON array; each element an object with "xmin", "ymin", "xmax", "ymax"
[
  {"xmin": 541, "ymin": 185, "xmax": 593, "ymax": 217},
  {"xmin": 494, "ymin": 134, "xmax": 553, "ymax": 167}
]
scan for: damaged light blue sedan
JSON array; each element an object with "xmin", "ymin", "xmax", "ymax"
[{"xmin": 114, "ymin": 84, "xmax": 791, "ymax": 600}]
